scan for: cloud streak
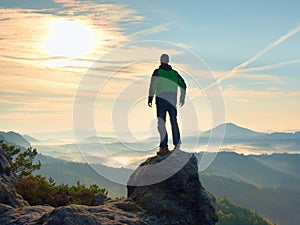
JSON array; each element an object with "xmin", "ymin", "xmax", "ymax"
[
  {"xmin": 129, "ymin": 22, "xmax": 173, "ymax": 38},
  {"xmin": 205, "ymin": 23, "xmax": 300, "ymax": 90},
  {"xmin": 232, "ymin": 23, "xmax": 300, "ymax": 72},
  {"xmin": 238, "ymin": 59, "xmax": 300, "ymax": 73}
]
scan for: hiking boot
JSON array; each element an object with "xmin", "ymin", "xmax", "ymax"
[
  {"xmin": 157, "ymin": 148, "xmax": 170, "ymax": 155},
  {"xmin": 173, "ymin": 145, "xmax": 180, "ymax": 150}
]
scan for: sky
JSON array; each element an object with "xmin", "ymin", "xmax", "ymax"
[{"xmin": 1, "ymin": 0, "xmax": 300, "ymax": 138}]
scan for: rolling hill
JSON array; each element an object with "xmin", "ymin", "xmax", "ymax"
[
  {"xmin": 0, "ymin": 131, "xmax": 30, "ymax": 148},
  {"xmin": 197, "ymin": 152, "xmax": 300, "ymax": 190},
  {"xmin": 33, "ymin": 152, "xmax": 299, "ymax": 225}
]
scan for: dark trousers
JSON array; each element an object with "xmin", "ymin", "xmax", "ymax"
[{"xmin": 156, "ymin": 104, "xmax": 181, "ymax": 148}]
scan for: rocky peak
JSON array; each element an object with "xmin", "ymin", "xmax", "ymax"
[{"xmin": 127, "ymin": 149, "xmax": 218, "ymax": 225}]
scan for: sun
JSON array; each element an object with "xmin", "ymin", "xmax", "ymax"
[{"xmin": 45, "ymin": 19, "xmax": 97, "ymax": 58}]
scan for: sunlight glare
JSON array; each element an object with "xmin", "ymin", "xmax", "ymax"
[{"xmin": 45, "ymin": 19, "xmax": 97, "ymax": 58}]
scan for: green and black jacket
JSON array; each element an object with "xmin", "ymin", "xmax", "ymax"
[{"xmin": 148, "ymin": 63, "xmax": 187, "ymax": 106}]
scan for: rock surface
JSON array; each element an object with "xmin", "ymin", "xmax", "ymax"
[
  {"xmin": 0, "ymin": 147, "xmax": 218, "ymax": 225},
  {"xmin": 35, "ymin": 200, "xmax": 148, "ymax": 225},
  {"xmin": 0, "ymin": 149, "xmax": 28, "ymax": 208},
  {"xmin": 127, "ymin": 149, "xmax": 218, "ymax": 225},
  {"xmin": 0, "ymin": 200, "xmax": 148, "ymax": 225}
]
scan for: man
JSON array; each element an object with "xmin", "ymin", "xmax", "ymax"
[{"xmin": 148, "ymin": 54, "xmax": 187, "ymax": 155}]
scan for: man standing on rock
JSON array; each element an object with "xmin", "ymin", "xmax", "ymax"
[{"xmin": 148, "ymin": 54, "xmax": 187, "ymax": 155}]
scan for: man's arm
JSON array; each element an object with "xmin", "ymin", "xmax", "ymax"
[
  {"xmin": 178, "ymin": 74, "xmax": 187, "ymax": 106},
  {"xmin": 148, "ymin": 69, "xmax": 159, "ymax": 107}
]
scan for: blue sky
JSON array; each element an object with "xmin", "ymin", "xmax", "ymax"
[{"xmin": 0, "ymin": 0, "xmax": 300, "ymax": 136}]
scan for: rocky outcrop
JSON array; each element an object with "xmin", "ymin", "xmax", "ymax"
[
  {"xmin": 127, "ymin": 149, "xmax": 218, "ymax": 225},
  {"xmin": 0, "ymin": 149, "xmax": 28, "ymax": 208},
  {"xmin": 0, "ymin": 200, "xmax": 149, "ymax": 225},
  {"xmin": 35, "ymin": 201, "xmax": 148, "ymax": 225},
  {"xmin": 0, "ymin": 147, "xmax": 218, "ymax": 225},
  {"xmin": 0, "ymin": 204, "xmax": 53, "ymax": 225}
]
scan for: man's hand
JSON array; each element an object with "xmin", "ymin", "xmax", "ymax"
[
  {"xmin": 148, "ymin": 102, "xmax": 152, "ymax": 107},
  {"xmin": 179, "ymin": 102, "xmax": 185, "ymax": 107}
]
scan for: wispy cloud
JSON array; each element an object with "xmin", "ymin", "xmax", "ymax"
[
  {"xmin": 129, "ymin": 22, "xmax": 173, "ymax": 38},
  {"xmin": 0, "ymin": 2, "xmax": 169, "ymax": 133},
  {"xmin": 189, "ymin": 70, "xmax": 284, "ymax": 100},
  {"xmin": 53, "ymin": 0, "xmax": 144, "ymax": 23},
  {"xmin": 223, "ymin": 85, "xmax": 300, "ymax": 102},
  {"xmin": 0, "ymin": 8, "xmax": 53, "ymax": 60},
  {"xmin": 213, "ymin": 71, "xmax": 284, "ymax": 84},
  {"xmin": 0, "ymin": 2, "xmax": 144, "ymax": 66}
]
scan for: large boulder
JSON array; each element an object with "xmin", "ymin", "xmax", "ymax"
[{"xmin": 127, "ymin": 149, "xmax": 218, "ymax": 225}]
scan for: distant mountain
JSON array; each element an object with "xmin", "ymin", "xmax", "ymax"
[
  {"xmin": 200, "ymin": 122, "xmax": 300, "ymax": 140},
  {"xmin": 200, "ymin": 122, "xmax": 265, "ymax": 139},
  {"xmin": 263, "ymin": 131, "xmax": 300, "ymax": 139},
  {"xmin": 30, "ymin": 129, "xmax": 100, "ymax": 140},
  {"xmin": 23, "ymin": 134, "xmax": 39, "ymax": 143},
  {"xmin": 197, "ymin": 152, "xmax": 300, "ymax": 190},
  {"xmin": 35, "ymin": 150, "xmax": 300, "ymax": 194},
  {"xmin": 0, "ymin": 131, "xmax": 30, "ymax": 148},
  {"xmin": 83, "ymin": 136, "xmax": 118, "ymax": 143},
  {"xmin": 254, "ymin": 153, "xmax": 300, "ymax": 179}
]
